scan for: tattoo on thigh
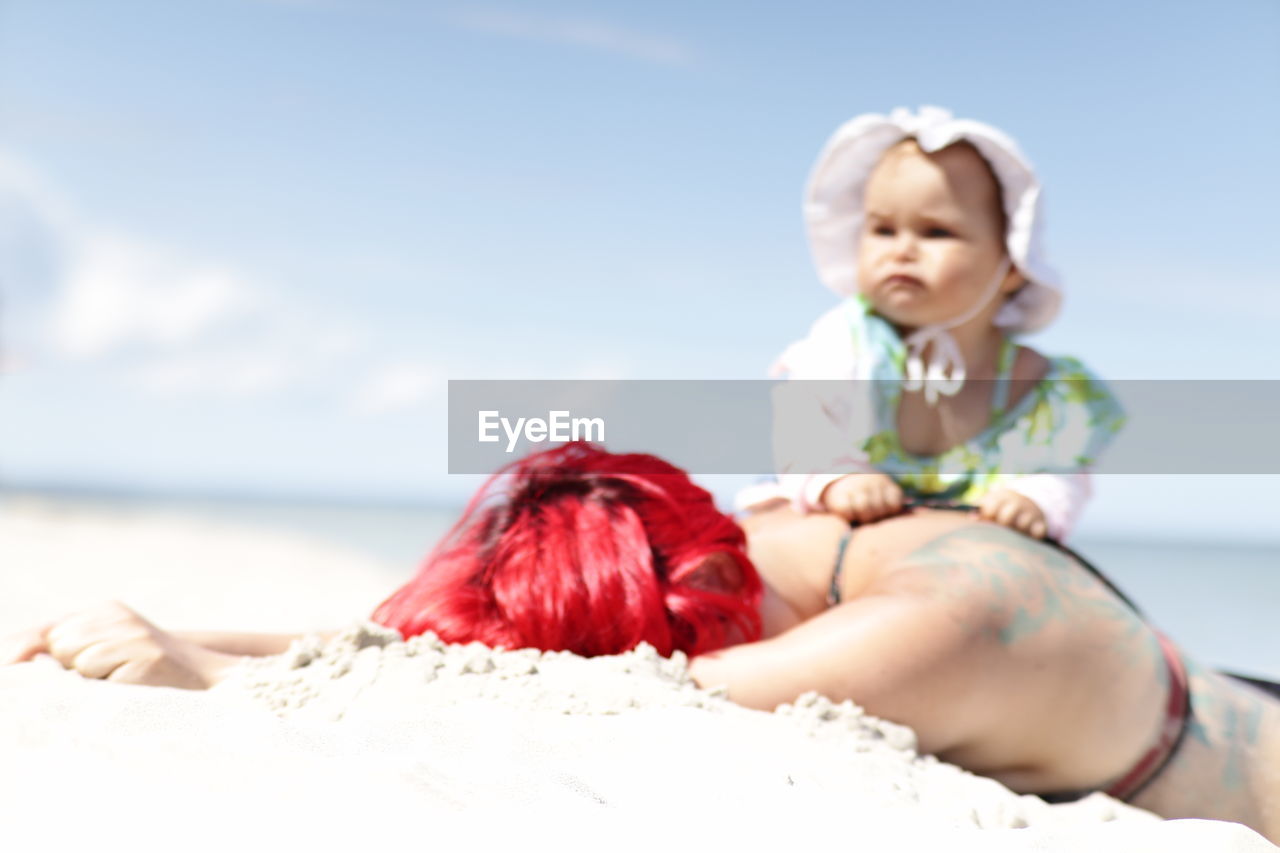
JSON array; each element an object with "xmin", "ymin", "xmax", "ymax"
[{"xmin": 1183, "ymin": 662, "xmax": 1270, "ymax": 792}]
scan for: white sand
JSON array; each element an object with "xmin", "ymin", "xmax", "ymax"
[
  {"xmin": 1, "ymin": 500, "xmax": 1275, "ymax": 852},
  {"xmin": 0, "ymin": 496, "xmax": 394, "ymax": 633}
]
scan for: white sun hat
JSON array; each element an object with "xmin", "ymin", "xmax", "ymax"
[{"xmin": 804, "ymin": 105, "xmax": 1062, "ymax": 336}]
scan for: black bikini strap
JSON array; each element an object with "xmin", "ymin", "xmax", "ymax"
[
  {"xmin": 827, "ymin": 527, "xmax": 856, "ymax": 607},
  {"xmin": 823, "ymin": 501, "xmax": 1143, "ymax": 619}
]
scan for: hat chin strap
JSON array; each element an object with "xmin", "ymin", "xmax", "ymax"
[{"xmin": 902, "ymin": 258, "xmax": 1012, "ymax": 406}]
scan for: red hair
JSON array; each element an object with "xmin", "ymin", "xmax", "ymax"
[{"xmin": 372, "ymin": 443, "xmax": 763, "ymax": 657}]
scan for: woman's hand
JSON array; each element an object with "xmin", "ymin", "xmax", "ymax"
[
  {"xmin": 0, "ymin": 622, "xmax": 57, "ymax": 667},
  {"xmin": 820, "ymin": 473, "xmax": 904, "ymax": 524},
  {"xmin": 978, "ymin": 489, "xmax": 1048, "ymax": 539},
  {"xmin": 0, "ymin": 602, "xmax": 238, "ymax": 690}
]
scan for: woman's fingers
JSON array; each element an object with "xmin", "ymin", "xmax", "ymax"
[
  {"xmin": 67, "ymin": 644, "xmax": 121, "ymax": 681},
  {"xmin": 104, "ymin": 658, "xmax": 158, "ymax": 687},
  {"xmin": 38, "ymin": 602, "xmax": 219, "ymax": 689},
  {"xmin": 44, "ymin": 602, "xmax": 153, "ymax": 679},
  {"xmin": 45, "ymin": 613, "xmax": 107, "ymax": 670},
  {"xmin": 0, "ymin": 624, "xmax": 54, "ymax": 665}
]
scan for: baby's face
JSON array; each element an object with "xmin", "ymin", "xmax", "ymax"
[{"xmin": 856, "ymin": 141, "xmax": 1011, "ymax": 330}]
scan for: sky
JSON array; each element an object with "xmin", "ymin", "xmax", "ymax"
[{"xmin": 1, "ymin": 0, "xmax": 1278, "ymax": 540}]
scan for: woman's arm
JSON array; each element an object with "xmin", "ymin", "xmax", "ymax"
[
  {"xmin": 688, "ymin": 586, "xmax": 990, "ymax": 755},
  {"xmin": 174, "ymin": 630, "xmax": 318, "ymax": 658},
  {"xmin": 0, "ymin": 602, "xmax": 299, "ymax": 689}
]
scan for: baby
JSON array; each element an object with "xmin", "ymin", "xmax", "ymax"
[{"xmin": 764, "ymin": 107, "xmax": 1124, "ymax": 541}]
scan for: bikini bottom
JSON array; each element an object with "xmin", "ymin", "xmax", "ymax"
[{"xmin": 1039, "ymin": 630, "xmax": 1190, "ymax": 803}]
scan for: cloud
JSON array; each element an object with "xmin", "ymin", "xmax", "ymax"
[
  {"xmin": 0, "ymin": 151, "xmax": 458, "ymax": 411},
  {"xmin": 352, "ymin": 362, "xmax": 444, "ymax": 416},
  {"xmin": 0, "ymin": 149, "xmax": 385, "ymax": 399},
  {"xmin": 52, "ymin": 234, "xmax": 259, "ymax": 358},
  {"xmin": 447, "ymin": 8, "xmax": 696, "ymax": 68},
  {"xmin": 0, "ymin": 152, "xmax": 260, "ymax": 359}
]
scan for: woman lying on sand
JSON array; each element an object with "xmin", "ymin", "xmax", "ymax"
[{"xmin": 3, "ymin": 442, "xmax": 1278, "ymax": 841}]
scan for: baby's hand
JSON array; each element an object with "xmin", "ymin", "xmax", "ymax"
[
  {"xmin": 821, "ymin": 473, "xmax": 904, "ymax": 523},
  {"xmin": 979, "ymin": 489, "xmax": 1048, "ymax": 539}
]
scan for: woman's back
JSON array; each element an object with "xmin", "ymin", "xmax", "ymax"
[
  {"xmin": 739, "ymin": 507, "xmax": 1280, "ymax": 838},
  {"xmin": 743, "ymin": 510, "xmax": 1180, "ymax": 793}
]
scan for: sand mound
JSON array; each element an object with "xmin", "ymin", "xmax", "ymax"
[{"xmin": 2, "ymin": 503, "xmax": 1275, "ymax": 851}]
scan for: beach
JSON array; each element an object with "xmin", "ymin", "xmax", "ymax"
[{"xmin": 1, "ymin": 498, "xmax": 1276, "ymax": 852}]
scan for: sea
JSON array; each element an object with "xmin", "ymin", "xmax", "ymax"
[{"xmin": 5, "ymin": 490, "xmax": 1277, "ymax": 681}]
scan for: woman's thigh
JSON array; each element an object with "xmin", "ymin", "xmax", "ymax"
[{"xmin": 1132, "ymin": 665, "xmax": 1280, "ymax": 841}]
